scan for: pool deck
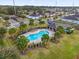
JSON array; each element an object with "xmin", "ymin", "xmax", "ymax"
[{"xmin": 23, "ymin": 29, "xmax": 54, "ymax": 44}]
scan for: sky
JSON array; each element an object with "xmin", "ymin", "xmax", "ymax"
[{"xmin": 0, "ymin": 0, "xmax": 79, "ymax": 6}]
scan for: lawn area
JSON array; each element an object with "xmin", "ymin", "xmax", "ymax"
[
  {"xmin": 21, "ymin": 30, "xmax": 79, "ymax": 59},
  {"xmin": 2, "ymin": 30, "xmax": 79, "ymax": 59},
  {"xmin": 0, "ymin": 17, "xmax": 79, "ymax": 59},
  {"xmin": 26, "ymin": 24, "xmax": 48, "ymax": 30}
]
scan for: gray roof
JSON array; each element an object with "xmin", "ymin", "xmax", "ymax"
[{"xmin": 47, "ymin": 19, "xmax": 56, "ymax": 28}]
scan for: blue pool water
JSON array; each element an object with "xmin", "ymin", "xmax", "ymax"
[{"xmin": 26, "ymin": 30, "xmax": 49, "ymax": 41}]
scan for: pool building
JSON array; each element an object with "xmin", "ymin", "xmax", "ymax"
[{"xmin": 47, "ymin": 19, "xmax": 56, "ymax": 32}]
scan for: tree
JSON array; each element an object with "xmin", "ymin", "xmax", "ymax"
[
  {"xmin": 0, "ymin": 27, "xmax": 7, "ymax": 39},
  {"xmin": 8, "ymin": 28, "xmax": 17, "ymax": 38},
  {"xmin": 39, "ymin": 19, "xmax": 45, "ymax": 24},
  {"xmin": 0, "ymin": 27, "xmax": 6, "ymax": 46},
  {"xmin": 53, "ymin": 15, "xmax": 58, "ymax": 20},
  {"xmin": 17, "ymin": 36, "xmax": 29, "ymax": 53},
  {"xmin": 3, "ymin": 16, "xmax": 10, "ymax": 27},
  {"xmin": 29, "ymin": 19, "xmax": 34, "ymax": 25},
  {"xmin": 3, "ymin": 16, "xmax": 9, "ymax": 21},
  {"xmin": 41, "ymin": 34, "xmax": 49, "ymax": 47},
  {"xmin": 52, "ymin": 26, "xmax": 64, "ymax": 43},
  {"xmin": 7, "ymin": 7, "xmax": 15, "ymax": 15},
  {"xmin": 19, "ymin": 24, "xmax": 27, "ymax": 33},
  {"xmin": 0, "ymin": 39, "xmax": 4, "ymax": 46},
  {"xmin": 17, "ymin": 14, "xmax": 26, "ymax": 18},
  {"xmin": 53, "ymin": 31, "xmax": 61, "ymax": 43},
  {"xmin": 0, "ymin": 7, "xmax": 8, "ymax": 14},
  {"xmin": 54, "ymin": 31, "xmax": 61, "ymax": 39},
  {"xmin": 57, "ymin": 26, "xmax": 64, "ymax": 34},
  {"xmin": 65, "ymin": 27, "xmax": 74, "ymax": 34}
]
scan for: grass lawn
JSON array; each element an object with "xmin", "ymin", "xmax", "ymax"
[
  {"xmin": 2, "ymin": 30, "xmax": 79, "ymax": 59},
  {"xmin": 26, "ymin": 24, "xmax": 48, "ymax": 30},
  {"xmin": 0, "ymin": 17, "xmax": 79, "ymax": 59}
]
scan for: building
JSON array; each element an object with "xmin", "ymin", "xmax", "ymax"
[
  {"xmin": 47, "ymin": 19, "xmax": 56, "ymax": 32},
  {"xmin": 7, "ymin": 19, "xmax": 20, "ymax": 29},
  {"xmin": 26, "ymin": 15, "xmax": 42, "ymax": 19},
  {"xmin": 0, "ymin": 17, "xmax": 6, "ymax": 22}
]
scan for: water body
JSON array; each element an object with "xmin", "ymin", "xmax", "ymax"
[
  {"xmin": 62, "ymin": 18, "xmax": 79, "ymax": 24},
  {"xmin": 61, "ymin": 15, "xmax": 79, "ymax": 24}
]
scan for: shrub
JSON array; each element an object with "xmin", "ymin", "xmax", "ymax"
[
  {"xmin": 57, "ymin": 26, "xmax": 64, "ymax": 34},
  {"xmin": 0, "ymin": 27, "xmax": 7, "ymax": 39},
  {"xmin": 3, "ymin": 16, "xmax": 9, "ymax": 20},
  {"xmin": 54, "ymin": 31, "xmax": 61, "ymax": 38},
  {"xmin": 65, "ymin": 27, "xmax": 74, "ymax": 34}
]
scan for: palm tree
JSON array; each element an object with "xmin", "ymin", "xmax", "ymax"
[
  {"xmin": 39, "ymin": 19, "xmax": 45, "ymax": 24},
  {"xmin": 72, "ymin": 0, "xmax": 75, "ymax": 14},
  {"xmin": 57, "ymin": 26, "xmax": 64, "ymax": 34},
  {"xmin": 8, "ymin": 28, "xmax": 17, "ymax": 39},
  {"xmin": 0, "ymin": 27, "xmax": 7, "ymax": 39},
  {"xmin": 0, "ymin": 27, "xmax": 7, "ymax": 46},
  {"xmin": 29, "ymin": 19, "xmax": 34, "ymax": 25},
  {"xmin": 19, "ymin": 24, "xmax": 27, "ymax": 34},
  {"xmin": 55, "ymin": 0, "xmax": 57, "ymax": 12},
  {"xmin": 53, "ymin": 31, "xmax": 61, "ymax": 43},
  {"xmin": 41, "ymin": 34, "xmax": 49, "ymax": 47},
  {"xmin": 55, "ymin": 0, "xmax": 58, "ymax": 20},
  {"xmin": 3, "ymin": 16, "xmax": 10, "ymax": 26},
  {"xmin": 13, "ymin": 0, "xmax": 16, "ymax": 15},
  {"xmin": 17, "ymin": 36, "xmax": 29, "ymax": 53},
  {"xmin": 52, "ymin": 26, "xmax": 64, "ymax": 43},
  {"xmin": 65, "ymin": 27, "xmax": 74, "ymax": 34}
]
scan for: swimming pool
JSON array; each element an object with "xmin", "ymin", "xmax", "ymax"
[
  {"xmin": 23, "ymin": 29, "xmax": 53, "ymax": 44},
  {"xmin": 27, "ymin": 30, "xmax": 49, "ymax": 41}
]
